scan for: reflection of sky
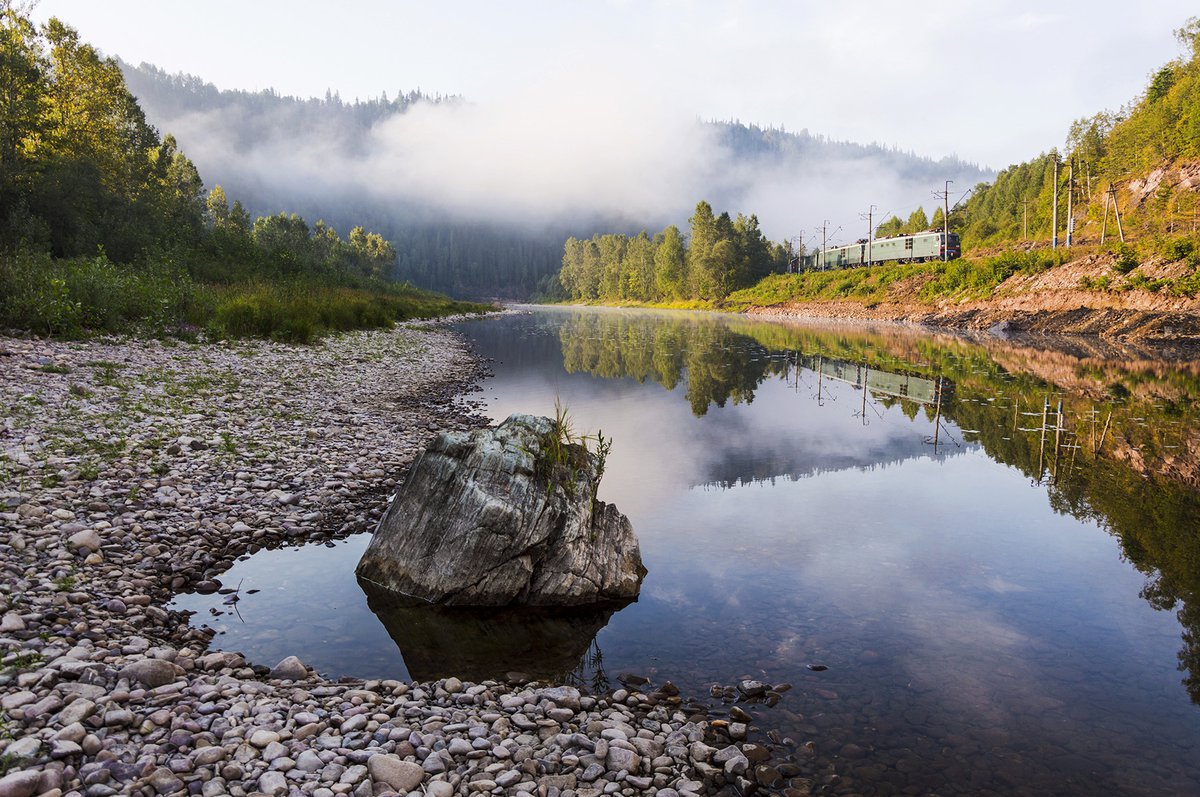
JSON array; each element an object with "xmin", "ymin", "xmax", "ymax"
[
  {"xmin": 176, "ymin": 309, "xmax": 1200, "ymax": 795},
  {"xmin": 464, "ymin": 312, "xmax": 969, "ymax": 516}
]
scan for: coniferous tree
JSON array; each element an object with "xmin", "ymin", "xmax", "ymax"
[{"xmin": 654, "ymin": 225, "xmax": 687, "ymax": 299}]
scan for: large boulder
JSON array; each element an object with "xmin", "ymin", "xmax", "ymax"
[{"xmin": 356, "ymin": 413, "xmax": 646, "ymax": 606}]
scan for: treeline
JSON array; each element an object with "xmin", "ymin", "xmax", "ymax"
[
  {"xmin": 958, "ymin": 18, "xmax": 1200, "ymax": 246},
  {"xmin": 0, "ymin": 8, "xmax": 478, "ymax": 340},
  {"xmin": 874, "ymin": 206, "xmax": 945, "ymax": 239},
  {"xmin": 556, "ymin": 202, "xmax": 790, "ymax": 303}
]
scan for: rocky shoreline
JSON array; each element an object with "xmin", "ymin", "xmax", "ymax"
[
  {"xmin": 0, "ymin": 323, "xmax": 789, "ymax": 797},
  {"xmin": 743, "ymin": 300, "xmax": 1200, "ymax": 343}
]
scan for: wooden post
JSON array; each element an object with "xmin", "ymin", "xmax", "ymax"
[
  {"xmin": 1066, "ymin": 160, "xmax": 1074, "ymax": 248},
  {"xmin": 1113, "ymin": 186, "xmax": 1125, "ymax": 243},
  {"xmin": 1101, "ymin": 189, "xmax": 1110, "ymax": 245}
]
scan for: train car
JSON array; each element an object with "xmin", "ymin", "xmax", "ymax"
[{"xmin": 797, "ymin": 231, "xmax": 961, "ymax": 271}]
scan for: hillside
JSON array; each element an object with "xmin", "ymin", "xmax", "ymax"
[
  {"xmin": 958, "ymin": 19, "xmax": 1200, "ymax": 248},
  {"xmin": 722, "ymin": 18, "xmax": 1200, "ymax": 342}
]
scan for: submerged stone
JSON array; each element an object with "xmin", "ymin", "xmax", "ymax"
[{"xmin": 356, "ymin": 413, "xmax": 646, "ymax": 607}]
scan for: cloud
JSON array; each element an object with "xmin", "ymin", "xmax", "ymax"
[{"xmin": 135, "ymin": 65, "xmax": 985, "ymax": 241}]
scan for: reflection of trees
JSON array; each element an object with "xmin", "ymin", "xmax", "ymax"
[
  {"xmin": 560, "ymin": 638, "xmax": 611, "ymax": 695},
  {"xmin": 558, "ymin": 312, "xmax": 783, "ymax": 416},
  {"xmin": 549, "ymin": 308, "xmax": 1200, "ymax": 703}
]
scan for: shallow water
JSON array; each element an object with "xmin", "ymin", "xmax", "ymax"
[{"xmin": 173, "ymin": 307, "xmax": 1200, "ymax": 795}]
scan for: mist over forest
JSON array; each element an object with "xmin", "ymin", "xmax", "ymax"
[{"xmin": 121, "ymin": 62, "xmax": 991, "ymax": 298}]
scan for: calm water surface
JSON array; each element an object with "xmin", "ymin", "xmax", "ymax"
[{"xmin": 173, "ymin": 307, "xmax": 1200, "ymax": 796}]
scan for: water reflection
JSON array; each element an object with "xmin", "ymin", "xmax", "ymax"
[
  {"xmin": 361, "ymin": 582, "xmax": 622, "ymax": 683},
  {"xmin": 514, "ymin": 307, "xmax": 1200, "ymax": 702}
]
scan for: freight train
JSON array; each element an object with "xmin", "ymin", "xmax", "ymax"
[{"xmin": 797, "ymin": 230, "xmax": 961, "ymax": 271}]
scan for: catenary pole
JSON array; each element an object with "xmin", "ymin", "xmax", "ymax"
[
  {"xmin": 943, "ymin": 181, "xmax": 952, "ymax": 262},
  {"xmin": 1052, "ymin": 153, "xmax": 1059, "ymax": 250},
  {"xmin": 1067, "ymin": 159, "xmax": 1074, "ymax": 248}
]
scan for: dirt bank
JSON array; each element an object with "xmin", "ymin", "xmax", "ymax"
[{"xmin": 745, "ymin": 250, "xmax": 1200, "ymax": 342}]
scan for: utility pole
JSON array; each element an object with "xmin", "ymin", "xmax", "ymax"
[
  {"xmin": 821, "ymin": 221, "xmax": 829, "ymax": 271},
  {"xmin": 1023, "ymin": 199, "xmax": 1029, "ymax": 240},
  {"xmin": 943, "ymin": 181, "xmax": 951, "ymax": 261},
  {"xmin": 859, "ymin": 205, "xmax": 877, "ymax": 266},
  {"xmin": 1112, "ymin": 186, "xmax": 1125, "ymax": 243},
  {"xmin": 1051, "ymin": 153, "xmax": 1059, "ymax": 250},
  {"xmin": 1101, "ymin": 187, "xmax": 1110, "ymax": 244},
  {"xmin": 932, "ymin": 182, "xmax": 952, "ymax": 261},
  {"xmin": 1066, "ymin": 158, "xmax": 1074, "ymax": 248}
]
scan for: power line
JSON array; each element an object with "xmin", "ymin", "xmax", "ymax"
[{"xmin": 858, "ymin": 204, "xmax": 878, "ymax": 264}]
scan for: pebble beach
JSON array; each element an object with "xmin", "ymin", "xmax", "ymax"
[{"xmin": 0, "ymin": 324, "xmax": 787, "ymax": 797}]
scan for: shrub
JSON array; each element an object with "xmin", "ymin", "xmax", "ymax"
[{"xmin": 1112, "ymin": 243, "xmax": 1139, "ymax": 274}]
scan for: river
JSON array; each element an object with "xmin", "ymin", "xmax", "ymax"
[{"xmin": 173, "ymin": 306, "xmax": 1200, "ymax": 795}]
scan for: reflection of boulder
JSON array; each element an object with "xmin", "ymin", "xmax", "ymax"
[
  {"xmin": 356, "ymin": 414, "xmax": 646, "ymax": 606},
  {"xmin": 360, "ymin": 581, "xmax": 621, "ymax": 682}
]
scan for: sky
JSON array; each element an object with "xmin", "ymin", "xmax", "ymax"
[{"xmin": 29, "ymin": 0, "xmax": 1197, "ymax": 170}]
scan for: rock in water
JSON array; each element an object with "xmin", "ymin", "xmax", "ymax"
[{"xmin": 356, "ymin": 413, "xmax": 646, "ymax": 606}]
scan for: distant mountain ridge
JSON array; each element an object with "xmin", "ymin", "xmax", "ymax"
[{"xmin": 120, "ymin": 61, "xmax": 990, "ymax": 298}]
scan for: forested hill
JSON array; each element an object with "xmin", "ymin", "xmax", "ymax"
[
  {"xmin": 119, "ymin": 61, "xmax": 989, "ymax": 299},
  {"xmin": 958, "ymin": 18, "xmax": 1200, "ymax": 247}
]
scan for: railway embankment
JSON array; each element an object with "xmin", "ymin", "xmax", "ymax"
[{"xmin": 740, "ymin": 248, "xmax": 1200, "ymax": 343}]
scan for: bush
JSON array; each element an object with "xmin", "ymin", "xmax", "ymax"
[
  {"xmin": 1112, "ymin": 243, "xmax": 1139, "ymax": 274},
  {"xmin": 0, "ymin": 250, "xmax": 197, "ymax": 336}
]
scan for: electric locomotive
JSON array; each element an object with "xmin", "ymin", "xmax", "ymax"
[{"xmin": 797, "ymin": 230, "xmax": 961, "ymax": 271}]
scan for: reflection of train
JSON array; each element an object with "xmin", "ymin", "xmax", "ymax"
[
  {"xmin": 800, "ymin": 355, "xmax": 954, "ymax": 407},
  {"xmin": 797, "ymin": 230, "xmax": 961, "ymax": 271}
]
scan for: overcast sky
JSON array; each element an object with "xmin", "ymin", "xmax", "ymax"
[{"xmin": 30, "ymin": 0, "xmax": 1196, "ymax": 171}]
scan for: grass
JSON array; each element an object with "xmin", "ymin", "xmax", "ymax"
[
  {"xmin": 201, "ymin": 280, "xmax": 485, "ymax": 343},
  {"xmin": 532, "ymin": 399, "xmax": 612, "ymax": 503},
  {"xmin": 0, "ymin": 249, "xmax": 491, "ymax": 343},
  {"xmin": 722, "ymin": 240, "xmax": 1200, "ymax": 308}
]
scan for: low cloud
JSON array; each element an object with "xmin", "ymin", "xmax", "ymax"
[{"xmin": 140, "ymin": 68, "xmax": 983, "ymax": 243}]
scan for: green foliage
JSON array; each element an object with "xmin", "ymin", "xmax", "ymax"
[
  {"xmin": 533, "ymin": 399, "xmax": 614, "ymax": 501},
  {"xmin": 723, "ymin": 249, "xmax": 1071, "ymax": 308},
  {"xmin": 205, "ymin": 280, "xmax": 482, "ymax": 343},
  {"xmin": 556, "ymin": 200, "xmax": 788, "ymax": 305},
  {"xmin": 1160, "ymin": 235, "xmax": 1198, "ymax": 263},
  {"xmin": 1122, "ymin": 272, "xmax": 1167, "ymax": 292},
  {"xmin": 0, "ymin": 10, "xmax": 484, "ymax": 341},
  {"xmin": 1098, "ymin": 19, "xmax": 1200, "ymax": 179},
  {"xmin": 1078, "ymin": 274, "xmax": 1113, "ymax": 291},
  {"xmin": 1112, "ymin": 243, "xmax": 1140, "ymax": 274}
]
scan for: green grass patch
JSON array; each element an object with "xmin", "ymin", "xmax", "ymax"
[
  {"xmin": 724, "ymin": 250, "xmax": 1073, "ymax": 309},
  {"xmin": 0, "ymin": 249, "xmax": 490, "ymax": 343}
]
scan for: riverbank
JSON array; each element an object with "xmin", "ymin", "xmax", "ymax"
[
  {"xmin": 552, "ymin": 245, "xmax": 1200, "ymax": 343},
  {"xmin": 0, "ymin": 324, "xmax": 779, "ymax": 797},
  {"xmin": 738, "ymin": 247, "xmax": 1200, "ymax": 342}
]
